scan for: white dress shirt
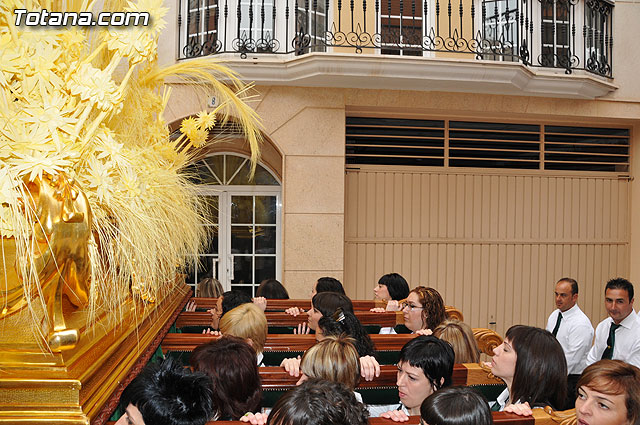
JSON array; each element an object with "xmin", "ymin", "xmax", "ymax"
[
  {"xmin": 546, "ymin": 304, "xmax": 594, "ymax": 374},
  {"xmin": 490, "ymin": 388, "xmax": 511, "ymax": 412},
  {"xmin": 586, "ymin": 310, "xmax": 640, "ymax": 368}
]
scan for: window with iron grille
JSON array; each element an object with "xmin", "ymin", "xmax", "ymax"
[
  {"xmin": 346, "ymin": 117, "xmax": 629, "ymax": 172},
  {"xmin": 185, "ymin": 0, "xmax": 219, "ymax": 56}
]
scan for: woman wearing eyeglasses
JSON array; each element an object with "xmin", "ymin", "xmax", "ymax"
[{"xmin": 402, "ymin": 286, "xmax": 447, "ymax": 334}]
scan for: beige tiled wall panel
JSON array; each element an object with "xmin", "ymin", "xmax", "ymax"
[{"xmin": 345, "ymin": 169, "xmax": 630, "ymax": 335}]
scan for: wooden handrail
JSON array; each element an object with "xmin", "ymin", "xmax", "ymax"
[
  {"xmin": 161, "ymin": 333, "xmax": 417, "ymax": 353},
  {"xmin": 188, "ymin": 297, "xmax": 464, "ymax": 321},
  {"xmin": 106, "ymin": 412, "xmax": 548, "ymax": 425},
  {"xmin": 256, "ymin": 364, "xmax": 501, "ymax": 389},
  {"xmin": 175, "ymin": 311, "xmax": 401, "ymax": 328},
  {"xmin": 162, "ymin": 328, "xmax": 502, "ymax": 357}
]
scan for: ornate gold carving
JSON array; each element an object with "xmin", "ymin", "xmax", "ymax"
[
  {"xmin": 0, "ymin": 174, "xmax": 92, "ymax": 351},
  {"xmin": 544, "ymin": 406, "xmax": 577, "ymax": 425},
  {"xmin": 473, "ymin": 327, "xmax": 503, "ymax": 356},
  {"xmin": 445, "ymin": 306, "xmax": 464, "ymax": 321}
]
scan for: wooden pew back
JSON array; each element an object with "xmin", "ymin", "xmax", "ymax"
[{"xmin": 188, "ymin": 297, "xmax": 464, "ymax": 321}]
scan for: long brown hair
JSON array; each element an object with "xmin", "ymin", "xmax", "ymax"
[
  {"xmin": 506, "ymin": 325, "xmax": 567, "ymax": 410},
  {"xmin": 190, "ymin": 336, "xmax": 262, "ymax": 420},
  {"xmin": 410, "ymin": 286, "xmax": 446, "ymax": 330}
]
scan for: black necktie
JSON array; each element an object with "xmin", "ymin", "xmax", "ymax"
[
  {"xmin": 601, "ymin": 323, "xmax": 622, "ymax": 360},
  {"xmin": 552, "ymin": 312, "xmax": 563, "ymax": 337}
]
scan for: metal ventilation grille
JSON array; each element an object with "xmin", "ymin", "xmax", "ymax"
[
  {"xmin": 346, "ymin": 117, "xmax": 629, "ymax": 173},
  {"xmin": 449, "ymin": 121, "xmax": 541, "ymax": 169},
  {"xmin": 544, "ymin": 126, "xmax": 629, "ymax": 172},
  {"xmin": 346, "ymin": 117, "xmax": 445, "ymax": 166}
]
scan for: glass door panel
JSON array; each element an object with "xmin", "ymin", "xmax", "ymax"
[{"xmin": 229, "ymin": 194, "xmax": 278, "ymax": 296}]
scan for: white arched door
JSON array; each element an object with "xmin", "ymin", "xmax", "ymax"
[{"xmin": 186, "ymin": 153, "xmax": 282, "ymax": 297}]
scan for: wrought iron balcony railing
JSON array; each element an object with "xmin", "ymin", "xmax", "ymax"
[{"xmin": 178, "ymin": 0, "xmax": 613, "ymax": 77}]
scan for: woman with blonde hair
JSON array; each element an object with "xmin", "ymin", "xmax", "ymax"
[
  {"xmin": 219, "ymin": 303, "xmax": 268, "ymax": 365},
  {"xmin": 432, "ymin": 320, "xmax": 480, "ymax": 363},
  {"xmin": 297, "ymin": 334, "xmax": 361, "ymax": 391},
  {"xmin": 196, "ymin": 277, "xmax": 224, "ymax": 298}
]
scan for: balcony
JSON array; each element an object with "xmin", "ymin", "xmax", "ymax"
[{"xmin": 177, "ymin": 0, "xmax": 616, "ymax": 98}]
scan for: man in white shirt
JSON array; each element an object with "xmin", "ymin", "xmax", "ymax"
[
  {"xmin": 546, "ymin": 277, "xmax": 594, "ymax": 407},
  {"xmin": 586, "ymin": 278, "xmax": 640, "ymax": 369}
]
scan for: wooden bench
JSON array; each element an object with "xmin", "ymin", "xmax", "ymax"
[
  {"xmin": 163, "ymin": 329, "xmax": 501, "ymax": 356},
  {"xmin": 188, "ymin": 297, "xmax": 464, "ymax": 321},
  {"xmin": 175, "ymin": 310, "xmax": 400, "ymax": 328},
  {"xmin": 108, "ymin": 409, "xmax": 574, "ymax": 425},
  {"xmin": 162, "ymin": 328, "xmax": 502, "ymax": 367},
  {"xmin": 207, "ymin": 410, "xmax": 573, "ymax": 425}
]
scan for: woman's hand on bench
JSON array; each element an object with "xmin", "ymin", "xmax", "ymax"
[
  {"xmin": 415, "ymin": 329, "xmax": 433, "ymax": 336},
  {"xmin": 285, "ymin": 307, "xmax": 305, "ymax": 316},
  {"xmin": 185, "ymin": 300, "xmax": 197, "ymax": 312},
  {"xmin": 281, "ymin": 356, "xmax": 302, "ymax": 377},
  {"xmin": 370, "ymin": 307, "xmax": 386, "ymax": 313},
  {"xmin": 202, "ymin": 328, "xmax": 222, "ymax": 336},
  {"xmin": 504, "ymin": 402, "xmax": 532, "ymax": 416},
  {"xmin": 253, "ymin": 297, "xmax": 267, "ymax": 312},
  {"xmin": 240, "ymin": 412, "xmax": 268, "ymax": 425},
  {"xmin": 293, "ymin": 323, "xmax": 310, "ymax": 334},
  {"xmin": 380, "ymin": 410, "xmax": 409, "ymax": 422},
  {"xmin": 360, "ymin": 355, "xmax": 381, "ymax": 381}
]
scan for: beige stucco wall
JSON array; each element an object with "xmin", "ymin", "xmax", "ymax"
[{"xmin": 164, "ymin": 81, "xmax": 640, "ymax": 302}]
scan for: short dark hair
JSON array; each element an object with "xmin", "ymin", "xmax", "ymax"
[
  {"xmin": 605, "ymin": 277, "xmax": 634, "ymax": 301},
  {"xmin": 316, "ymin": 277, "xmax": 345, "ymax": 295},
  {"xmin": 378, "ymin": 273, "xmax": 410, "ymax": 301},
  {"xmin": 190, "ymin": 336, "xmax": 262, "ymax": 420},
  {"xmin": 256, "ymin": 279, "xmax": 289, "ymax": 299},
  {"xmin": 557, "ymin": 277, "xmax": 579, "ymax": 295},
  {"xmin": 420, "ymin": 386, "xmax": 492, "ymax": 425},
  {"xmin": 312, "ymin": 292, "xmax": 354, "ymax": 317},
  {"xmin": 221, "ymin": 290, "xmax": 252, "ymax": 316},
  {"xmin": 119, "ymin": 358, "xmax": 213, "ymax": 425},
  {"xmin": 506, "ymin": 325, "xmax": 567, "ymax": 410},
  {"xmin": 267, "ymin": 378, "xmax": 369, "ymax": 425},
  {"xmin": 398, "ymin": 335, "xmax": 454, "ymax": 391}
]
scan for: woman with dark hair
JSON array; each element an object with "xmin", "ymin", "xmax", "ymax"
[
  {"xmin": 374, "ymin": 273, "xmax": 410, "ymax": 302},
  {"xmin": 313, "ymin": 276, "xmax": 345, "ymax": 295},
  {"xmin": 490, "ymin": 325, "xmax": 567, "ymax": 415},
  {"xmin": 375, "ymin": 335, "xmax": 455, "ymax": 420},
  {"xmin": 116, "ymin": 358, "xmax": 214, "ymax": 425},
  {"xmin": 190, "ymin": 336, "xmax": 262, "ymax": 420},
  {"xmin": 268, "ymin": 379, "xmax": 369, "ymax": 425},
  {"xmin": 282, "ymin": 293, "xmax": 379, "ymax": 381},
  {"xmin": 317, "ymin": 309, "xmax": 376, "ymax": 357},
  {"xmin": 420, "ymin": 386, "xmax": 493, "ymax": 425},
  {"xmin": 575, "ymin": 359, "xmax": 640, "ymax": 425},
  {"xmin": 401, "ymin": 286, "xmax": 447, "ymax": 333},
  {"xmin": 284, "ymin": 277, "xmax": 346, "ymax": 317},
  {"xmin": 256, "ymin": 279, "xmax": 289, "ymax": 299}
]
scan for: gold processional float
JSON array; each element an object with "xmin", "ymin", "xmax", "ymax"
[{"xmin": 0, "ymin": 0, "xmax": 262, "ymax": 423}]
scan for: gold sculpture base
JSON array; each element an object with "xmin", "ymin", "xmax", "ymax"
[{"xmin": 0, "ymin": 281, "xmax": 190, "ymax": 424}]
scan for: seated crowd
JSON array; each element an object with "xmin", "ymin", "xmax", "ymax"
[{"xmin": 116, "ymin": 275, "xmax": 640, "ymax": 425}]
